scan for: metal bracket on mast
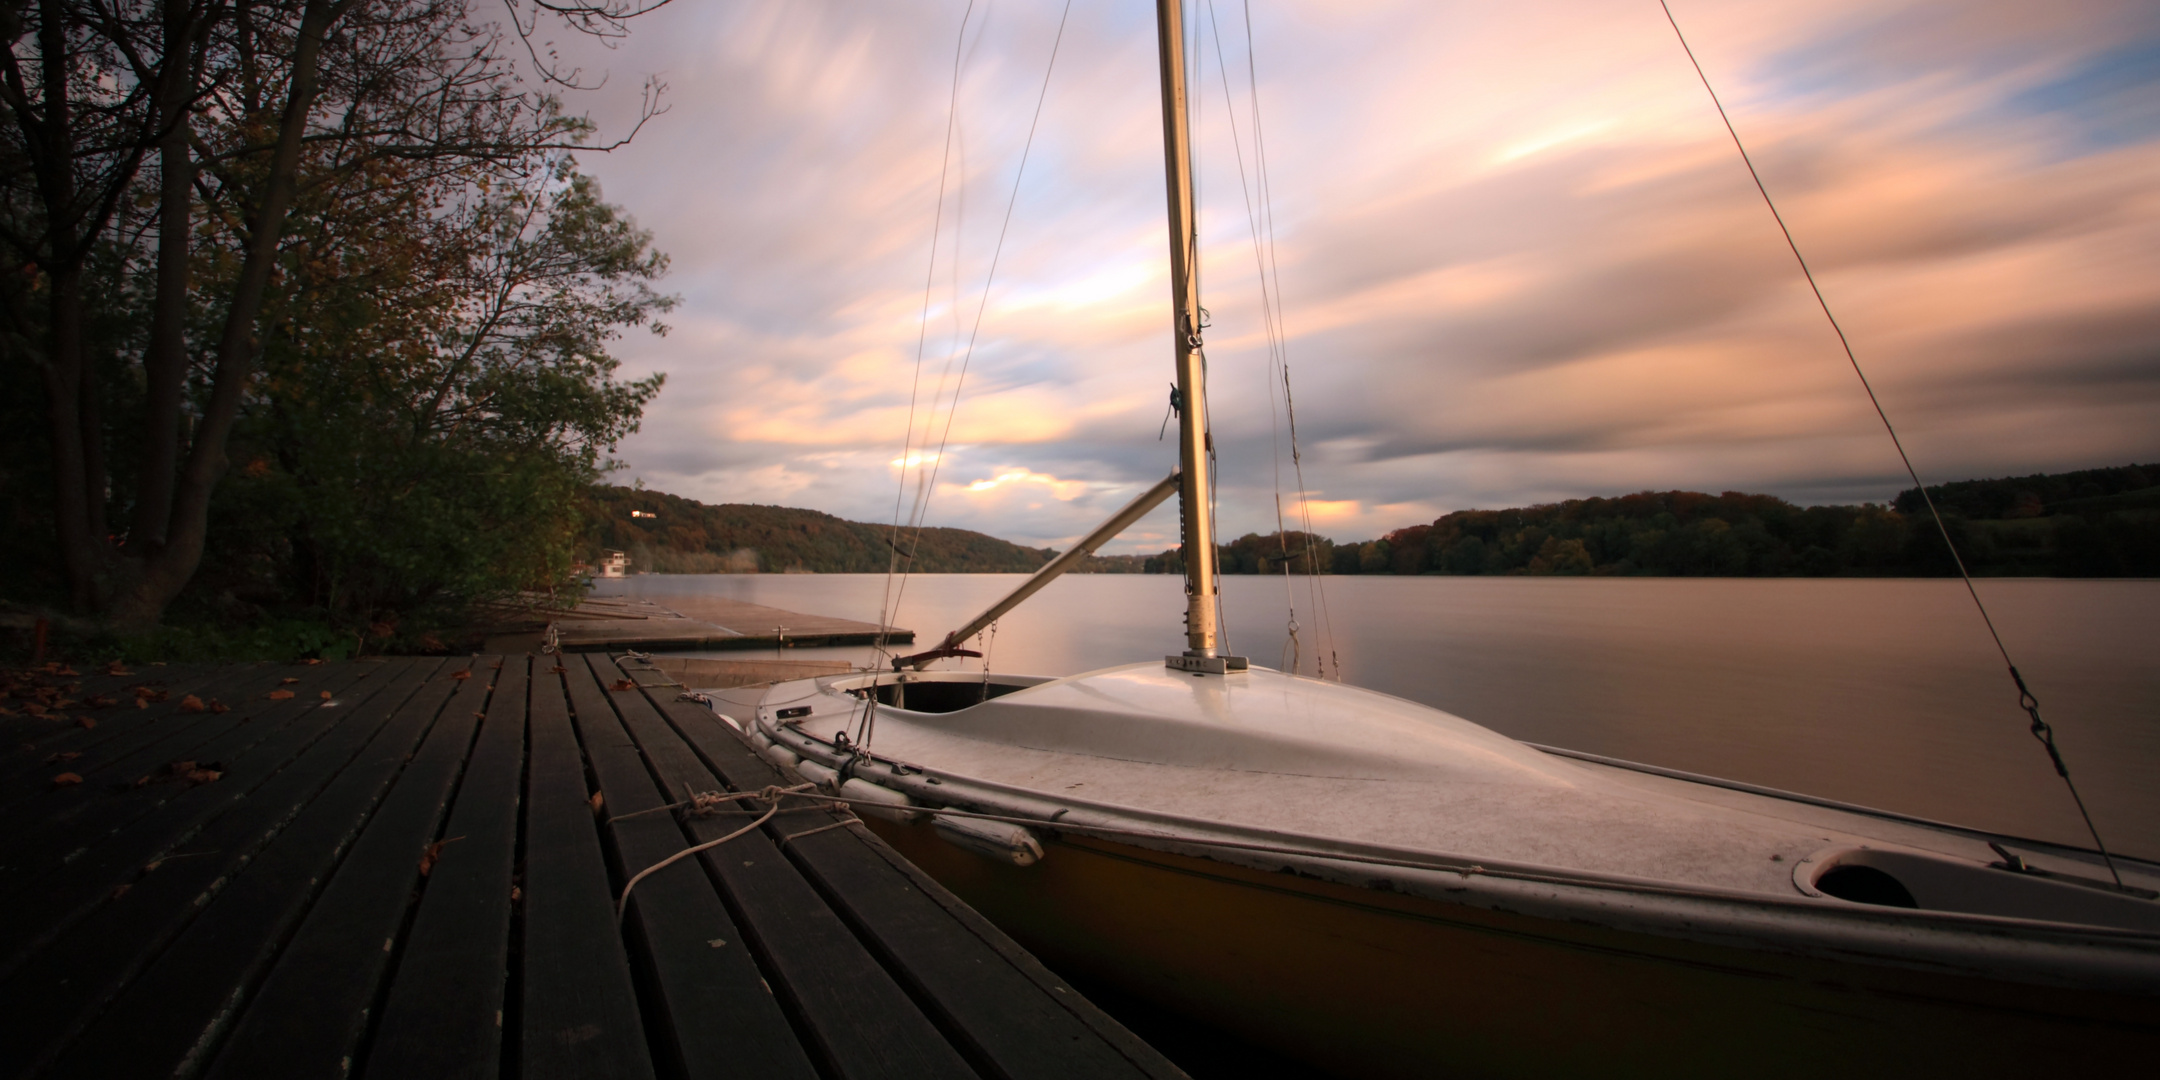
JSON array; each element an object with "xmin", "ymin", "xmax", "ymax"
[{"xmin": 1166, "ymin": 652, "xmax": 1247, "ymax": 675}]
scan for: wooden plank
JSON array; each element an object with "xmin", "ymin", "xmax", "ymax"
[
  {"xmin": 796, "ymin": 828, "xmax": 1189, "ymax": 1080},
  {"xmin": 43, "ymin": 658, "xmax": 467, "ymax": 1080},
  {"xmin": 646, "ymin": 687, "xmax": 1187, "ymax": 1080},
  {"xmin": 0, "ymin": 658, "xmax": 438, "ymax": 1074},
  {"xmin": 363, "ymin": 657, "xmax": 530, "ymax": 1080},
  {"xmin": 197, "ymin": 659, "xmax": 500, "ymax": 1079},
  {"xmin": 518, "ymin": 657, "xmax": 657, "ymax": 1080},
  {"xmin": 0, "ymin": 664, "xmax": 229, "ymax": 780},
  {"xmin": 0, "ymin": 664, "xmax": 281, "ymax": 814},
  {"xmin": 559, "ymin": 652, "xmax": 818, "ymax": 1080},
  {"xmin": 590, "ymin": 653, "xmax": 978, "ymax": 1080},
  {"xmin": 0, "ymin": 661, "xmax": 376, "ymax": 941},
  {"xmin": 0, "ymin": 660, "xmax": 356, "ymax": 874}
]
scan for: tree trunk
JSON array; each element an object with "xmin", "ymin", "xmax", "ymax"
[
  {"xmin": 129, "ymin": 0, "xmax": 204, "ymax": 556},
  {"xmin": 105, "ymin": 0, "xmax": 352, "ymax": 629},
  {"xmin": 39, "ymin": 263, "xmax": 98, "ymax": 611}
]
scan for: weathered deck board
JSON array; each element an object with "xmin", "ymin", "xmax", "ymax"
[
  {"xmin": 518, "ymin": 658, "xmax": 657, "ymax": 1080},
  {"xmin": 588, "ymin": 653, "xmax": 979, "ymax": 1080},
  {"xmin": 0, "ymin": 651, "xmax": 1184, "ymax": 1080},
  {"xmin": 551, "ymin": 594, "xmax": 911, "ymax": 652},
  {"xmin": 642, "ymin": 676, "xmax": 1187, "ymax": 1080},
  {"xmin": 44, "ymin": 658, "xmax": 462, "ymax": 1079},
  {"xmin": 0, "ymin": 659, "xmax": 433, "ymax": 1073},
  {"xmin": 202, "ymin": 658, "xmax": 497, "ymax": 1079},
  {"xmin": 562, "ymin": 652, "xmax": 817, "ymax": 1080},
  {"xmin": 365, "ymin": 656, "xmax": 530, "ymax": 1080}
]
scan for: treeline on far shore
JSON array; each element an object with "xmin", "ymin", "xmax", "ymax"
[
  {"xmin": 588, "ymin": 462, "xmax": 2158, "ymax": 580},
  {"xmin": 1144, "ymin": 463, "xmax": 2160, "ymax": 578}
]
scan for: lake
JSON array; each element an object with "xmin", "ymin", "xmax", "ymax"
[{"xmin": 592, "ymin": 573, "xmax": 2160, "ymax": 860}]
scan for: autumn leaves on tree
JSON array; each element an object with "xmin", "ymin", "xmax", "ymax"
[{"xmin": 1, "ymin": 0, "xmax": 673, "ymax": 631}]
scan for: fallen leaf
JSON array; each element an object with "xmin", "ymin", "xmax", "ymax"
[
  {"xmin": 44, "ymin": 751, "xmax": 81, "ymax": 764},
  {"xmin": 610, "ymin": 679, "xmax": 636, "ymax": 692},
  {"xmin": 55, "ymin": 667, "xmax": 78, "ymax": 676},
  {"xmin": 300, "ymin": 658, "xmax": 323, "ymax": 665},
  {"xmin": 76, "ymin": 717, "xmax": 94, "ymax": 729},
  {"xmin": 112, "ymin": 884, "xmax": 131, "ymax": 899},
  {"xmin": 0, "ymin": 706, "xmax": 13, "ymax": 716},
  {"xmin": 267, "ymin": 690, "xmax": 294, "ymax": 700},
  {"xmin": 178, "ymin": 694, "xmax": 207, "ymax": 713},
  {"xmin": 280, "ymin": 677, "xmax": 300, "ymax": 685},
  {"xmin": 132, "ymin": 686, "xmax": 168, "ymax": 703},
  {"xmin": 171, "ymin": 760, "xmax": 197, "ymax": 773},
  {"xmin": 452, "ymin": 669, "xmax": 473, "ymax": 681},
  {"xmin": 52, "ymin": 772, "xmax": 82, "ymax": 786},
  {"xmin": 510, "ymin": 886, "xmax": 522, "ymax": 902},
  {"xmin": 319, "ymin": 690, "xmax": 333, "ymax": 700},
  {"xmin": 550, "ymin": 665, "xmax": 567, "ymax": 674},
  {"xmin": 22, "ymin": 702, "xmax": 46, "ymax": 716},
  {"xmin": 84, "ymin": 694, "xmax": 116, "ymax": 708},
  {"xmin": 589, "ymin": 791, "xmax": 604, "ymax": 813},
  {"xmin": 184, "ymin": 768, "xmax": 222, "ymax": 785},
  {"xmin": 105, "ymin": 661, "xmax": 132, "ymax": 676},
  {"xmin": 209, "ymin": 700, "xmax": 230, "ymax": 714},
  {"xmin": 417, "ymin": 835, "xmax": 465, "ymax": 876}
]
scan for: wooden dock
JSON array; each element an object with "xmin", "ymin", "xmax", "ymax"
[
  {"xmin": 545, "ymin": 595, "xmax": 912, "ymax": 652},
  {"xmin": 0, "ymin": 655, "xmax": 1182, "ymax": 1079}
]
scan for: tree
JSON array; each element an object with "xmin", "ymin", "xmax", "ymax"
[
  {"xmin": 1, "ymin": 0, "xmax": 665, "ymax": 630},
  {"xmin": 206, "ymin": 158, "xmax": 669, "ymax": 617}
]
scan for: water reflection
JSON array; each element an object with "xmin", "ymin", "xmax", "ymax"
[{"xmin": 593, "ymin": 574, "xmax": 2160, "ymax": 858}]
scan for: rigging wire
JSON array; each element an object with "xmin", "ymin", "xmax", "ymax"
[
  {"xmin": 1657, "ymin": 0, "xmax": 2121, "ymax": 885},
  {"xmin": 872, "ymin": 0, "xmax": 1079, "ymax": 734},
  {"xmin": 876, "ymin": 0, "xmax": 979, "ymax": 669},
  {"xmin": 904, "ymin": 0, "xmax": 1077, "ymax": 548},
  {"xmin": 1204, "ymin": 0, "xmax": 1339, "ymax": 677},
  {"xmin": 863, "ymin": 0, "xmax": 983, "ymax": 747}
]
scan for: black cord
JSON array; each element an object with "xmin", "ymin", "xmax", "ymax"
[{"xmin": 1658, "ymin": 0, "xmax": 2121, "ymax": 885}]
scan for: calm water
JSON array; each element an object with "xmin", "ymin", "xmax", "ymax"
[{"xmin": 593, "ymin": 574, "xmax": 2160, "ymax": 859}]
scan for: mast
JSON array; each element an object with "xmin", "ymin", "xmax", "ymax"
[{"xmin": 1156, "ymin": 0, "xmax": 1235, "ymax": 671}]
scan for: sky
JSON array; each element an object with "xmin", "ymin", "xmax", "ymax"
[{"xmin": 553, "ymin": 0, "xmax": 2160, "ymax": 554}]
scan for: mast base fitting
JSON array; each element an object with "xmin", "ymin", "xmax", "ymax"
[{"xmin": 1166, "ymin": 653, "xmax": 1249, "ymax": 675}]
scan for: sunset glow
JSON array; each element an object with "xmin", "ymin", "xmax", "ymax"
[{"xmin": 569, "ymin": 0, "xmax": 2160, "ymax": 552}]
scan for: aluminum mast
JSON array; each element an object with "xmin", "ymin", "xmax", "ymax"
[{"xmin": 1155, "ymin": 0, "xmax": 1243, "ymax": 674}]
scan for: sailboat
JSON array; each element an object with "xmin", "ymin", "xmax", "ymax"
[{"xmin": 709, "ymin": 3, "xmax": 2160, "ymax": 1075}]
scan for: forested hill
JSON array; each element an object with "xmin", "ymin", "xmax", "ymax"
[
  {"xmin": 586, "ymin": 486, "xmax": 1056, "ymax": 573},
  {"xmin": 1324, "ymin": 464, "xmax": 2160, "ymax": 578}
]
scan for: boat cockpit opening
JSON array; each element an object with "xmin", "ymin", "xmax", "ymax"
[
  {"xmin": 840, "ymin": 672, "xmax": 1047, "ymax": 714},
  {"xmin": 1797, "ymin": 846, "xmax": 2160, "ymax": 930},
  {"xmin": 1813, "ymin": 865, "xmax": 1918, "ymax": 908}
]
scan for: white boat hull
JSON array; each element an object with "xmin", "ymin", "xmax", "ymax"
[{"xmin": 726, "ymin": 663, "xmax": 2160, "ymax": 1076}]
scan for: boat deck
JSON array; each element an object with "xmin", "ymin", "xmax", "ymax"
[{"xmin": 0, "ymin": 654, "xmax": 1178, "ymax": 1079}]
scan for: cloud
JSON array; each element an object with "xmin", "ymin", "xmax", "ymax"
[{"xmin": 564, "ymin": 0, "xmax": 2160, "ymax": 549}]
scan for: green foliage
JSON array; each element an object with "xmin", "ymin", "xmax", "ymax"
[
  {"xmin": 187, "ymin": 161, "xmax": 670, "ymax": 621},
  {"xmin": 586, "ymin": 486, "xmax": 1055, "ymax": 573}
]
